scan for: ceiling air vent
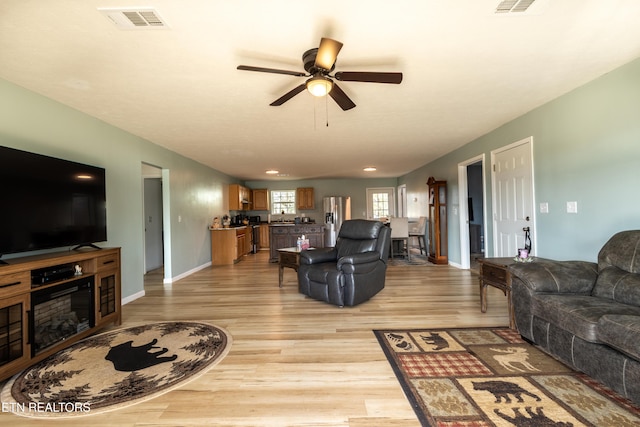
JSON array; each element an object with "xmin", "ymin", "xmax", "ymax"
[
  {"xmin": 495, "ymin": 0, "xmax": 536, "ymax": 13},
  {"xmin": 98, "ymin": 8, "xmax": 169, "ymax": 29}
]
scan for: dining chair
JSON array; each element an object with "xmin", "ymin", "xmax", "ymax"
[
  {"xmin": 390, "ymin": 217, "xmax": 410, "ymax": 261},
  {"xmin": 409, "ymin": 216, "xmax": 427, "ymax": 255}
]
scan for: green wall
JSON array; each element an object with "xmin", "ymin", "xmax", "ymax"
[
  {"xmin": 401, "ymin": 56, "xmax": 640, "ymax": 263},
  {"xmin": 0, "ymin": 79, "xmax": 238, "ymax": 299},
  {"xmin": 244, "ymin": 177, "xmax": 398, "ymax": 222}
]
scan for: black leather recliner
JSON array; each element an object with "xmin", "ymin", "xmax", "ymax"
[{"xmin": 297, "ymin": 219, "xmax": 391, "ymax": 307}]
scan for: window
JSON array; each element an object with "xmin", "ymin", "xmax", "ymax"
[
  {"xmin": 270, "ymin": 190, "xmax": 296, "ymax": 215},
  {"xmin": 372, "ymin": 192, "xmax": 390, "ymax": 218},
  {"xmin": 366, "ymin": 187, "xmax": 395, "ymax": 219}
]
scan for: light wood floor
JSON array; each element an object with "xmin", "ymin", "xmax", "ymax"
[{"xmin": 0, "ymin": 250, "xmax": 509, "ymax": 426}]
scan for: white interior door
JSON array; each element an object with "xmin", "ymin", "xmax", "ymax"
[{"xmin": 492, "ymin": 137, "xmax": 535, "ymax": 257}]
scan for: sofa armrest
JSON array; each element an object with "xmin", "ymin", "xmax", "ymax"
[
  {"xmin": 337, "ymin": 251, "xmax": 381, "ymax": 269},
  {"xmin": 299, "ymin": 248, "xmax": 337, "ymax": 265},
  {"xmin": 509, "ymin": 259, "xmax": 598, "ymax": 294}
]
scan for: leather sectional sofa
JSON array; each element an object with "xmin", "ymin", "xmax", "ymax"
[{"xmin": 510, "ymin": 230, "xmax": 640, "ymax": 403}]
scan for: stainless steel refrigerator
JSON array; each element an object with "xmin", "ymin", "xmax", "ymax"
[{"xmin": 323, "ymin": 196, "xmax": 351, "ymax": 247}]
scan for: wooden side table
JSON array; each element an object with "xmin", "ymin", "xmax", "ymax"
[
  {"xmin": 478, "ymin": 257, "xmax": 517, "ymax": 329},
  {"xmin": 277, "ymin": 247, "xmax": 302, "ymax": 287}
]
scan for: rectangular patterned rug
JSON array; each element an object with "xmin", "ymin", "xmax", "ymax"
[{"xmin": 374, "ymin": 327, "xmax": 640, "ymax": 426}]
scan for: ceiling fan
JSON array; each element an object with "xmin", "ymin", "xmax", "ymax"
[{"xmin": 237, "ymin": 38, "xmax": 403, "ymax": 111}]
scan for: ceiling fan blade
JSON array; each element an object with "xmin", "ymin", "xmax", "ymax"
[
  {"xmin": 270, "ymin": 84, "xmax": 307, "ymax": 106},
  {"xmin": 329, "ymin": 83, "xmax": 356, "ymax": 111},
  {"xmin": 334, "ymin": 71, "xmax": 403, "ymax": 84},
  {"xmin": 315, "ymin": 38, "xmax": 343, "ymax": 71},
  {"xmin": 237, "ymin": 65, "xmax": 306, "ymax": 77}
]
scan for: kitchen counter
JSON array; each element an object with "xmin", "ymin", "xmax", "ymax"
[{"xmin": 209, "ymin": 225, "xmax": 249, "ymax": 230}]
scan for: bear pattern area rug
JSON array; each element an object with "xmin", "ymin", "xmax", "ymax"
[
  {"xmin": 374, "ymin": 327, "xmax": 640, "ymax": 426},
  {"xmin": 1, "ymin": 321, "xmax": 231, "ymax": 418}
]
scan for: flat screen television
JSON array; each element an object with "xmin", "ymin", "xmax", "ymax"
[{"xmin": 0, "ymin": 146, "xmax": 107, "ymax": 257}]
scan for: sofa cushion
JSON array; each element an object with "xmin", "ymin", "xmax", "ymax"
[
  {"xmin": 532, "ymin": 294, "xmax": 640, "ymax": 342},
  {"xmin": 509, "ymin": 259, "xmax": 597, "ymax": 294},
  {"xmin": 598, "ymin": 230, "xmax": 640, "ymax": 274},
  {"xmin": 592, "ymin": 266, "xmax": 640, "ymax": 306},
  {"xmin": 597, "ymin": 315, "xmax": 640, "ymax": 361}
]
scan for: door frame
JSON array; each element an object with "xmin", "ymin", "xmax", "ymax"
[
  {"xmin": 490, "ymin": 136, "xmax": 537, "ymax": 257},
  {"xmin": 397, "ymin": 184, "xmax": 407, "ymax": 218},
  {"xmin": 457, "ymin": 154, "xmax": 486, "ymax": 269},
  {"xmin": 141, "ymin": 163, "xmax": 172, "ymax": 283}
]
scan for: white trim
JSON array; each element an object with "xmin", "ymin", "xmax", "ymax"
[
  {"xmin": 457, "ymin": 154, "xmax": 486, "ymax": 269},
  {"xmin": 163, "ymin": 261, "xmax": 212, "ymax": 285},
  {"xmin": 397, "ymin": 184, "xmax": 407, "ymax": 217},
  {"xmin": 122, "ymin": 290, "xmax": 145, "ymax": 305},
  {"xmin": 448, "ymin": 260, "xmax": 463, "ymax": 269}
]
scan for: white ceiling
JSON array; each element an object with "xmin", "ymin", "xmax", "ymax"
[{"xmin": 2, "ymin": 0, "xmax": 640, "ymax": 181}]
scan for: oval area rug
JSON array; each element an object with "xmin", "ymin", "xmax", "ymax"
[{"xmin": 1, "ymin": 321, "xmax": 231, "ymax": 418}]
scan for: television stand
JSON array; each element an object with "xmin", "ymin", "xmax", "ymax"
[
  {"xmin": 72, "ymin": 243, "xmax": 102, "ymax": 251},
  {"xmin": 0, "ymin": 247, "xmax": 121, "ymax": 381}
]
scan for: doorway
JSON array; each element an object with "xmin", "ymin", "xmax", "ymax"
[
  {"xmin": 142, "ymin": 164, "xmax": 164, "ymax": 273},
  {"xmin": 457, "ymin": 155, "xmax": 486, "ymax": 270}
]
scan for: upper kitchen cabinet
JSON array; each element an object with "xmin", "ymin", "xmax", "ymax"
[
  {"xmin": 229, "ymin": 184, "xmax": 251, "ymax": 211},
  {"xmin": 252, "ymin": 189, "xmax": 269, "ymax": 211},
  {"xmin": 296, "ymin": 187, "xmax": 314, "ymax": 210}
]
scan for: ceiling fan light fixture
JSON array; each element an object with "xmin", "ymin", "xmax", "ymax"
[{"xmin": 306, "ymin": 76, "xmax": 333, "ymax": 97}]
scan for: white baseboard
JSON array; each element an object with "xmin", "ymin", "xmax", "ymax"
[
  {"xmin": 449, "ymin": 261, "xmax": 463, "ymax": 269},
  {"xmin": 163, "ymin": 261, "xmax": 212, "ymax": 285},
  {"xmin": 122, "ymin": 290, "xmax": 145, "ymax": 305}
]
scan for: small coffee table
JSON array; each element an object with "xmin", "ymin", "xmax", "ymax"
[{"xmin": 277, "ymin": 247, "xmax": 302, "ymax": 287}]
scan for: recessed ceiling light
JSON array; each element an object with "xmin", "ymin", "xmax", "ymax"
[
  {"xmin": 266, "ymin": 170, "xmax": 279, "ymax": 174},
  {"xmin": 363, "ymin": 167, "xmax": 377, "ymax": 172}
]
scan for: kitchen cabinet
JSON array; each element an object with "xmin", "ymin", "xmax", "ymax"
[
  {"xmin": 211, "ymin": 229, "xmax": 236, "ymax": 265},
  {"xmin": 252, "ymin": 189, "xmax": 269, "ymax": 211},
  {"xmin": 259, "ymin": 225, "xmax": 270, "ymax": 248},
  {"xmin": 244, "ymin": 227, "xmax": 252, "ymax": 255},
  {"xmin": 210, "ymin": 227, "xmax": 251, "ymax": 265},
  {"xmin": 268, "ymin": 224, "xmax": 324, "ymax": 262},
  {"xmin": 296, "ymin": 187, "xmax": 314, "ymax": 210},
  {"xmin": 427, "ymin": 177, "xmax": 448, "ymax": 264},
  {"xmin": 229, "ymin": 184, "xmax": 252, "ymax": 211}
]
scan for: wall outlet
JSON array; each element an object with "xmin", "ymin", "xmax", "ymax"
[{"xmin": 566, "ymin": 201, "xmax": 578, "ymax": 213}]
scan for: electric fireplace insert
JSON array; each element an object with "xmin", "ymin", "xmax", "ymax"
[{"xmin": 30, "ymin": 276, "xmax": 95, "ymax": 356}]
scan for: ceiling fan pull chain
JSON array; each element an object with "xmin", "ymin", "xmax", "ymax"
[{"xmin": 326, "ymin": 88, "xmax": 330, "ymax": 127}]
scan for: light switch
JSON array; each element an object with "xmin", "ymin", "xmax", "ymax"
[
  {"xmin": 566, "ymin": 201, "xmax": 578, "ymax": 214},
  {"xmin": 540, "ymin": 202, "xmax": 549, "ymax": 213}
]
